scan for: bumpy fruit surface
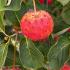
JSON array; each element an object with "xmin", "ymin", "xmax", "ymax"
[
  {"xmin": 20, "ymin": 10, "xmax": 54, "ymax": 41},
  {"xmin": 61, "ymin": 64, "xmax": 70, "ymax": 70}
]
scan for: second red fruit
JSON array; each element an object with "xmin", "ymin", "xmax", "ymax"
[
  {"xmin": 39, "ymin": 0, "xmax": 53, "ymax": 5},
  {"xmin": 60, "ymin": 64, "xmax": 70, "ymax": 70},
  {"xmin": 67, "ymin": 28, "xmax": 70, "ymax": 32},
  {"xmin": 39, "ymin": 0, "xmax": 44, "ymax": 4}
]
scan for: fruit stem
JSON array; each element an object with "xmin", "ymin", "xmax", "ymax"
[
  {"xmin": 33, "ymin": 0, "xmax": 36, "ymax": 14},
  {"xmin": 13, "ymin": 45, "xmax": 16, "ymax": 68},
  {"xmin": 13, "ymin": 34, "xmax": 17, "ymax": 68},
  {"xmin": 0, "ymin": 28, "xmax": 8, "ymax": 36}
]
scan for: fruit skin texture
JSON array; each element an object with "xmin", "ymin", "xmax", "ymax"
[
  {"xmin": 20, "ymin": 10, "xmax": 54, "ymax": 41},
  {"xmin": 61, "ymin": 64, "xmax": 70, "ymax": 70}
]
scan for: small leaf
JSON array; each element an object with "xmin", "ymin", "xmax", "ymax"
[
  {"xmin": 53, "ymin": 16, "xmax": 70, "ymax": 33},
  {"xmin": 0, "ymin": 0, "xmax": 21, "ymax": 11},
  {"xmin": 5, "ymin": 11, "xmax": 19, "ymax": 25},
  {"xmin": 57, "ymin": 0, "xmax": 70, "ymax": 6},
  {"xmin": 0, "ymin": 41, "xmax": 9, "ymax": 67},
  {"xmin": 5, "ymin": 3, "xmax": 30, "ymax": 26},
  {"xmin": 5, "ymin": 44, "xmax": 21, "ymax": 66},
  {"xmin": 19, "ymin": 39, "xmax": 44, "ymax": 69},
  {"xmin": 47, "ymin": 36, "xmax": 70, "ymax": 70},
  {"xmin": 61, "ymin": 2, "xmax": 70, "ymax": 25}
]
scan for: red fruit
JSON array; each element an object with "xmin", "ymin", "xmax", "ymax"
[
  {"xmin": 39, "ymin": 0, "xmax": 44, "ymax": 4},
  {"xmin": 20, "ymin": 10, "xmax": 54, "ymax": 41},
  {"xmin": 60, "ymin": 64, "xmax": 70, "ymax": 70},
  {"xmin": 47, "ymin": 0, "xmax": 53, "ymax": 5},
  {"xmin": 5, "ymin": 66, "xmax": 9, "ymax": 70},
  {"xmin": 54, "ymin": 35, "xmax": 59, "ymax": 41},
  {"xmin": 12, "ymin": 67, "xmax": 16, "ymax": 70},
  {"xmin": 67, "ymin": 28, "xmax": 70, "ymax": 32}
]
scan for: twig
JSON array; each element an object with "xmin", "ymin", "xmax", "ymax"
[
  {"xmin": 0, "ymin": 28, "xmax": 8, "ymax": 36},
  {"xmin": 33, "ymin": 0, "xmax": 36, "ymax": 14}
]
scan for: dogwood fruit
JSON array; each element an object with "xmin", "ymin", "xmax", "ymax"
[{"xmin": 20, "ymin": 10, "xmax": 54, "ymax": 41}]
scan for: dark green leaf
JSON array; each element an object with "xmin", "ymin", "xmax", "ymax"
[
  {"xmin": 5, "ymin": 44, "xmax": 21, "ymax": 66},
  {"xmin": 5, "ymin": 11, "xmax": 19, "ymax": 26},
  {"xmin": 35, "ymin": 38, "xmax": 53, "ymax": 62},
  {"xmin": 19, "ymin": 39, "xmax": 44, "ymax": 69},
  {"xmin": 53, "ymin": 16, "xmax": 70, "ymax": 33},
  {"xmin": 0, "ymin": 32, "xmax": 5, "ymax": 44},
  {"xmin": 61, "ymin": 2, "xmax": 70, "ymax": 25},
  {"xmin": 0, "ymin": 41, "xmax": 9, "ymax": 67},
  {"xmin": 5, "ymin": 3, "xmax": 28, "ymax": 26},
  {"xmin": 47, "ymin": 36, "xmax": 70, "ymax": 70}
]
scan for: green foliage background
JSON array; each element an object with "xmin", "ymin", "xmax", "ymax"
[{"xmin": 0, "ymin": 0, "xmax": 70, "ymax": 70}]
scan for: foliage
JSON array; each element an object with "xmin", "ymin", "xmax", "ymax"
[{"xmin": 0, "ymin": 0, "xmax": 70, "ymax": 70}]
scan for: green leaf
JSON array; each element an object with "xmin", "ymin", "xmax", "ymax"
[
  {"xmin": 35, "ymin": 38, "xmax": 53, "ymax": 62},
  {"xmin": 5, "ymin": 44, "xmax": 21, "ymax": 66},
  {"xmin": 5, "ymin": 3, "xmax": 28, "ymax": 26},
  {"xmin": 53, "ymin": 16, "xmax": 70, "ymax": 33},
  {"xmin": 57, "ymin": 0, "xmax": 70, "ymax": 6},
  {"xmin": 54, "ymin": 27, "xmax": 70, "ymax": 36},
  {"xmin": 47, "ymin": 36, "xmax": 70, "ymax": 70},
  {"xmin": 5, "ymin": 11, "xmax": 19, "ymax": 26},
  {"xmin": 0, "ymin": 41, "xmax": 9, "ymax": 67},
  {"xmin": 0, "ymin": 12, "xmax": 5, "ymax": 31},
  {"xmin": 61, "ymin": 2, "xmax": 70, "ymax": 25},
  {"xmin": 19, "ymin": 39, "xmax": 44, "ymax": 69},
  {"xmin": 0, "ymin": 0, "xmax": 21, "ymax": 11}
]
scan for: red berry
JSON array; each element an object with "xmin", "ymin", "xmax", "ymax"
[
  {"xmin": 39, "ymin": 0, "xmax": 44, "ymax": 4},
  {"xmin": 54, "ymin": 35, "xmax": 59, "ymax": 41},
  {"xmin": 20, "ymin": 10, "xmax": 54, "ymax": 41},
  {"xmin": 12, "ymin": 67, "xmax": 16, "ymax": 70},
  {"xmin": 60, "ymin": 64, "xmax": 70, "ymax": 70},
  {"xmin": 67, "ymin": 28, "xmax": 70, "ymax": 32},
  {"xmin": 5, "ymin": 66, "xmax": 9, "ymax": 70},
  {"xmin": 47, "ymin": 0, "xmax": 53, "ymax": 5}
]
